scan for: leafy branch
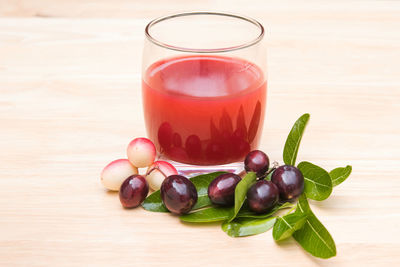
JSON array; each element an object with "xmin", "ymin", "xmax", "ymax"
[{"xmin": 142, "ymin": 113, "xmax": 352, "ymax": 259}]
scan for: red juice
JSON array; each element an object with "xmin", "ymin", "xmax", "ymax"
[{"xmin": 142, "ymin": 55, "xmax": 266, "ymax": 165}]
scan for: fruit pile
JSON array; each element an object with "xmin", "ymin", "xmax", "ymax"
[
  {"xmin": 100, "ymin": 114, "xmax": 352, "ymax": 259},
  {"xmin": 101, "ymin": 137, "xmax": 302, "ymax": 215},
  {"xmin": 100, "ymin": 137, "xmax": 178, "ymax": 208}
]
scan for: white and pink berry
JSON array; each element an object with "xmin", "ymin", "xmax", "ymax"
[
  {"xmin": 101, "ymin": 159, "xmax": 138, "ymax": 191},
  {"xmin": 127, "ymin": 137, "xmax": 157, "ymax": 168},
  {"xmin": 146, "ymin": 161, "xmax": 178, "ymax": 191}
]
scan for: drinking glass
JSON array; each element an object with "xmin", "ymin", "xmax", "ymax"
[{"xmin": 142, "ymin": 12, "xmax": 267, "ymax": 175}]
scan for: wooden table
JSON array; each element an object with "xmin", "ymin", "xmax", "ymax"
[{"xmin": 1, "ymin": 1, "xmax": 399, "ymax": 266}]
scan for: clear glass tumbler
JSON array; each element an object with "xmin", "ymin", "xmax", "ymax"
[{"xmin": 142, "ymin": 12, "xmax": 267, "ymax": 175}]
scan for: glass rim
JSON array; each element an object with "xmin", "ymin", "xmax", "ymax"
[{"xmin": 144, "ymin": 11, "xmax": 265, "ymax": 53}]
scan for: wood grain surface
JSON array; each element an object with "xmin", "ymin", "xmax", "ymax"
[{"xmin": 1, "ymin": 1, "xmax": 400, "ymax": 266}]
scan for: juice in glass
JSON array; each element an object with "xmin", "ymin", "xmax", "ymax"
[{"xmin": 142, "ymin": 55, "xmax": 266, "ymax": 165}]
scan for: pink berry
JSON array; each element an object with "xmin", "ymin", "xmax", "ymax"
[
  {"xmin": 127, "ymin": 137, "xmax": 157, "ymax": 168},
  {"xmin": 146, "ymin": 161, "xmax": 178, "ymax": 191},
  {"xmin": 101, "ymin": 159, "xmax": 138, "ymax": 191}
]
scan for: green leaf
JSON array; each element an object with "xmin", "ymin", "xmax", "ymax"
[
  {"xmin": 272, "ymin": 212, "xmax": 307, "ymax": 241},
  {"xmin": 227, "ymin": 172, "xmax": 257, "ymax": 222},
  {"xmin": 330, "ymin": 165, "xmax": 352, "ymax": 187},
  {"xmin": 293, "ymin": 194, "xmax": 336, "ymax": 259},
  {"xmin": 237, "ymin": 202, "xmax": 294, "ymax": 219},
  {"xmin": 180, "ymin": 206, "xmax": 232, "ymax": 222},
  {"xmin": 180, "ymin": 201, "xmax": 293, "ymax": 223},
  {"xmin": 142, "ymin": 172, "xmax": 226, "ymax": 212},
  {"xmin": 141, "ymin": 190, "xmax": 168, "ymax": 212},
  {"xmin": 264, "ymin": 167, "xmax": 275, "ymax": 181},
  {"xmin": 298, "ymin": 161, "xmax": 332, "ymax": 201},
  {"xmin": 283, "ymin": 113, "xmax": 310, "ymax": 166},
  {"xmin": 222, "ymin": 217, "xmax": 277, "ymax": 237},
  {"xmin": 296, "ymin": 194, "xmax": 311, "ymax": 213}
]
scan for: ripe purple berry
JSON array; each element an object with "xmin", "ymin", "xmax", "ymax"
[
  {"xmin": 247, "ymin": 180, "xmax": 279, "ymax": 213},
  {"xmin": 161, "ymin": 175, "xmax": 198, "ymax": 215},
  {"xmin": 119, "ymin": 175, "xmax": 149, "ymax": 208},
  {"xmin": 207, "ymin": 173, "xmax": 241, "ymax": 206},
  {"xmin": 244, "ymin": 150, "xmax": 270, "ymax": 177},
  {"xmin": 271, "ymin": 165, "xmax": 304, "ymax": 201}
]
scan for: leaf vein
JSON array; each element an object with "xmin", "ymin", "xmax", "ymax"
[
  {"xmin": 281, "ymin": 217, "xmax": 293, "ymax": 229},
  {"xmin": 306, "ymin": 220, "xmax": 334, "ymax": 254},
  {"xmin": 332, "ymin": 169, "xmax": 351, "ymax": 183},
  {"xmin": 304, "ymin": 177, "xmax": 331, "ymax": 188}
]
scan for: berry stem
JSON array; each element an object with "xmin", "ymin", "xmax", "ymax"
[
  {"xmin": 146, "ymin": 165, "xmax": 168, "ymax": 178},
  {"xmin": 238, "ymin": 170, "xmax": 247, "ymax": 178},
  {"xmin": 260, "ymin": 161, "xmax": 279, "ymax": 180},
  {"xmin": 265, "ymin": 168, "xmax": 276, "ymax": 177}
]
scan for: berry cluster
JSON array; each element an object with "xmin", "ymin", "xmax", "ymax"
[
  {"xmin": 101, "ymin": 141, "xmax": 304, "ymax": 216},
  {"xmin": 100, "ymin": 137, "xmax": 177, "ymax": 208},
  {"xmin": 208, "ymin": 150, "xmax": 304, "ymax": 214}
]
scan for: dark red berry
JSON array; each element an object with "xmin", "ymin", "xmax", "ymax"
[
  {"xmin": 207, "ymin": 173, "xmax": 241, "ymax": 206},
  {"xmin": 161, "ymin": 175, "xmax": 198, "ymax": 215},
  {"xmin": 247, "ymin": 180, "xmax": 279, "ymax": 213},
  {"xmin": 271, "ymin": 165, "xmax": 304, "ymax": 201},
  {"xmin": 244, "ymin": 150, "xmax": 270, "ymax": 177},
  {"xmin": 119, "ymin": 175, "xmax": 149, "ymax": 208}
]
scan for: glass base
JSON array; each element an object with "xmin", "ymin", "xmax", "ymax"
[{"xmin": 161, "ymin": 158, "xmax": 244, "ymax": 177}]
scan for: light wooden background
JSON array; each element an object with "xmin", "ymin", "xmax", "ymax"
[{"xmin": 1, "ymin": 1, "xmax": 399, "ymax": 266}]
